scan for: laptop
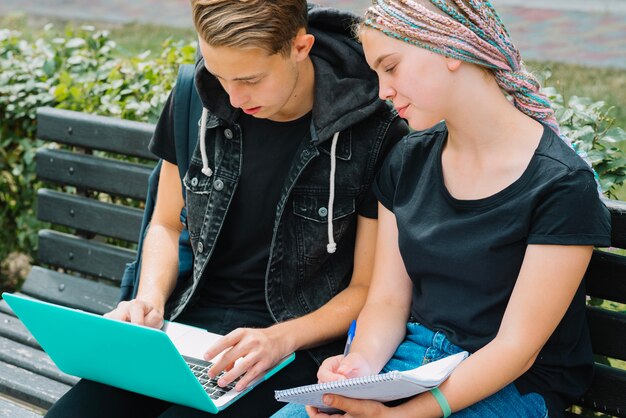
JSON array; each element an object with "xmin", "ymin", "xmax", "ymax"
[{"xmin": 2, "ymin": 292, "xmax": 295, "ymax": 414}]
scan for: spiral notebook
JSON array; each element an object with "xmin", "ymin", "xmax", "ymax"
[{"xmin": 275, "ymin": 351, "xmax": 468, "ymax": 410}]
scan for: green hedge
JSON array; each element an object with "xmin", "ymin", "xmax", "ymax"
[
  {"xmin": 0, "ymin": 25, "xmax": 625, "ymax": 283},
  {"xmin": 0, "ymin": 25, "xmax": 195, "ymax": 270}
]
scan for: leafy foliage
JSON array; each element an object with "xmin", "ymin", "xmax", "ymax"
[
  {"xmin": 542, "ymin": 80, "xmax": 626, "ymax": 198},
  {"xmin": 0, "ymin": 24, "xmax": 195, "ymax": 269}
]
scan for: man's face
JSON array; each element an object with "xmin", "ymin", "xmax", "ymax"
[{"xmin": 199, "ymin": 38, "xmax": 302, "ymax": 122}]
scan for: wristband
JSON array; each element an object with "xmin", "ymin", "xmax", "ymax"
[{"xmin": 430, "ymin": 387, "xmax": 452, "ymax": 418}]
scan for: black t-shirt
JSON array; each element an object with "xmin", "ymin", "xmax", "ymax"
[
  {"xmin": 196, "ymin": 111, "xmax": 311, "ymax": 311},
  {"xmin": 373, "ymin": 122, "xmax": 611, "ymax": 417},
  {"xmin": 151, "ymin": 100, "xmax": 312, "ymax": 312}
]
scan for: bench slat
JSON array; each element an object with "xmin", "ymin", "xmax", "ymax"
[
  {"xmin": 586, "ymin": 307, "xmax": 626, "ymax": 362},
  {"xmin": 36, "ymin": 148, "xmax": 153, "ymax": 200},
  {"xmin": 0, "ymin": 299, "xmax": 14, "ymax": 317},
  {"xmin": 577, "ymin": 363, "xmax": 626, "ymax": 417},
  {"xmin": 37, "ymin": 189, "xmax": 142, "ymax": 243},
  {"xmin": 0, "ymin": 337, "xmax": 78, "ymax": 386},
  {"xmin": 0, "ymin": 397, "xmax": 42, "ymax": 418},
  {"xmin": 38, "ymin": 230, "xmax": 135, "ymax": 283},
  {"xmin": 585, "ymin": 250, "xmax": 626, "ymax": 305},
  {"xmin": 36, "ymin": 107, "xmax": 156, "ymax": 160},
  {"xmin": 0, "ymin": 362, "xmax": 71, "ymax": 410},
  {"xmin": 605, "ymin": 199, "xmax": 626, "ymax": 249},
  {"xmin": 0, "ymin": 312, "xmax": 40, "ymax": 350},
  {"xmin": 20, "ymin": 267, "xmax": 120, "ymax": 315}
]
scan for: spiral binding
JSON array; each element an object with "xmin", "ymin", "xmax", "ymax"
[{"xmin": 275, "ymin": 371, "xmax": 401, "ymax": 399}]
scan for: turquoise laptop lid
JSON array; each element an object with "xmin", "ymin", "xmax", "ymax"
[{"xmin": 3, "ymin": 293, "xmax": 295, "ymax": 413}]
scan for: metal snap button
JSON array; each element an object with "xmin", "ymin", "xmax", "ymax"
[
  {"xmin": 191, "ymin": 177, "xmax": 199, "ymax": 187},
  {"xmin": 318, "ymin": 207, "xmax": 328, "ymax": 217},
  {"xmin": 197, "ymin": 242, "xmax": 204, "ymax": 254},
  {"xmin": 224, "ymin": 128, "xmax": 233, "ymax": 140},
  {"xmin": 213, "ymin": 179, "xmax": 224, "ymax": 191}
]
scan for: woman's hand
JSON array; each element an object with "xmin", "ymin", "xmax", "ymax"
[
  {"xmin": 306, "ymin": 395, "xmax": 398, "ymax": 418},
  {"xmin": 304, "ymin": 353, "xmax": 386, "ymax": 418},
  {"xmin": 317, "ymin": 353, "xmax": 374, "ymax": 383}
]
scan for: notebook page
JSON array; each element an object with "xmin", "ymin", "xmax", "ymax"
[
  {"xmin": 401, "ymin": 351, "xmax": 469, "ymax": 386},
  {"xmin": 275, "ymin": 351, "xmax": 469, "ymax": 408}
]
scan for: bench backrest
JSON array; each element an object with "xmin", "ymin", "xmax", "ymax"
[
  {"xmin": 571, "ymin": 198, "xmax": 626, "ymax": 417},
  {"xmin": 21, "ymin": 107, "xmax": 157, "ymax": 314}
]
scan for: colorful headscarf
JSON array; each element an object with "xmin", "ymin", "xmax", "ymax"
[{"xmin": 364, "ymin": 0, "xmax": 598, "ymax": 183}]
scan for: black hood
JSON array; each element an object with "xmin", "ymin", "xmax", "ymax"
[{"xmin": 194, "ymin": 4, "xmax": 385, "ymax": 144}]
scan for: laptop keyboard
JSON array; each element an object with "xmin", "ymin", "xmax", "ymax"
[{"xmin": 183, "ymin": 356, "xmax": 239, "ymax": 400}]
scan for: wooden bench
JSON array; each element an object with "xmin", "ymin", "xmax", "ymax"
[
  {"xmin": 0, "ymin": 107, "xmax": 156, "ymax": 416},
  {"xmin": 0, "ymin": 107, "xmax": 624, "ymax": 417},
  {"xmin": 567, "ymin": 197, "xmax": 626, "ymax": 418}
]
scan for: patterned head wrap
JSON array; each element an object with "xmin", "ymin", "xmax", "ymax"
[{"xmin": 363, "ymin": 0, "xmax": 598, "ymax": 181}]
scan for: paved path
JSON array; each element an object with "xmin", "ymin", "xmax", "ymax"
[{"xmin": 2, "ymin": 0, "xmax": 625, "ymax": 68}]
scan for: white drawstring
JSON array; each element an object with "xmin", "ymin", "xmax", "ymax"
[
  {"xmin": 199, "ymin": 108, "xmax": 213, "ymax": 177},
  {"xmin": 326, "ymin": 132, "xmax": 339, "ymax": 254}
]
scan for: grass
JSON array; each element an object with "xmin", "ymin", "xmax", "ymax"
[
  {"xmin": 107, "ymin": 23, "xmax": 196, "ymax": 57},
  {"xmin": 1, "ymin": 13, "xmax": 196, "ymax": 57},
  {"xmin": 526, "ymin": 60, "xmax": 626, "ymax": 131}
]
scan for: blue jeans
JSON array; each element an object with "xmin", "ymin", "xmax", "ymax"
[{"xmin": 272, "ymin": 323, "xmax": 548, "ymax": 418}]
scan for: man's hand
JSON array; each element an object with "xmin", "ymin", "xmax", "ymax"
[
  {"xmin": 203, "ymin": 327, "xmax": 289, "ymax": 392},
  {"xmin": 104, "ymin": 299, "xmax": 164, "ymax": 329}
]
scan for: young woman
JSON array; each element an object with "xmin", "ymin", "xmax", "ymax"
[{"xmin": 273, "ymin": 1, "xmax": 611, "ymax": 417}]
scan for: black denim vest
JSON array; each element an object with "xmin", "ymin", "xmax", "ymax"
[{"xmin": 163, "ymin": 104, "xmax": 404, "ymax": 364}]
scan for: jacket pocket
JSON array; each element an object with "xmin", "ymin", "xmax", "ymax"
[
  {"xmin": 292, "ymin": 193, "xmax": 355, "ymax": 261},
  {"xmin": 182, "ymin": 159, "xmax": 213, "ymax": 240}
]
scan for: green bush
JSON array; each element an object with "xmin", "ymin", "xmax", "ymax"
[
  {"xmin": 542, "ymin": 80, "xmax": 626, "ymax": 198},
  {"xmin": 0, "ymin": 25, "xmax": 195, "ymax": 269}
]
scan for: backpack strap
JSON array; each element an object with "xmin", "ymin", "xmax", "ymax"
[
  {"xmin": 119, "ymin": 64, "xmax": 201, "ymax": 302},
  {"xmin": 173, "ymin": 63, "xmax": 203, "ymax": 181}
]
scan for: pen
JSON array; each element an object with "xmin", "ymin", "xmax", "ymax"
[{"xmin": 343, "ymin": 320, "xmax": 357, "ymax": 356}]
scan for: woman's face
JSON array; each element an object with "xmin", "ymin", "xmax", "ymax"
[{"xmin": 361, "ymin": 27, "xmax": 453, "ymax": 131}]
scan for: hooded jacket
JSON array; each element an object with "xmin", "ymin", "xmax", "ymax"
[{"xmin": 165, "ymin": 5, "xmax": 409, "ymax": 364}]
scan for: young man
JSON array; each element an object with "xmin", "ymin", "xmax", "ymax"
[{"xmin": 45, "ymin": 1, "xmax": 408, "ymax": 417}]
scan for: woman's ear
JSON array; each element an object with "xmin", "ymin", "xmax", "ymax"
[{"xmin": 445, "ymin": 57, "xmax": 462, "ymax": 72}]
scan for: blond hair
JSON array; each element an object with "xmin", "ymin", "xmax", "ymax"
[{"xmin": 191, "ymin": 0, "xmax": 308, "ymax": 56}]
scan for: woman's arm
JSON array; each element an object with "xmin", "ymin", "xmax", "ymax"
[
  {"xmin": 347, "ymin": 204, "xmax": 414, "ymax": 373},
  {"xmin": 388, "ymin": 243, "xmax": 594, "ymax": 418},
  {"xmin": 312, "ymin": 204, "xmax": 414, "ymax": 387}
]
